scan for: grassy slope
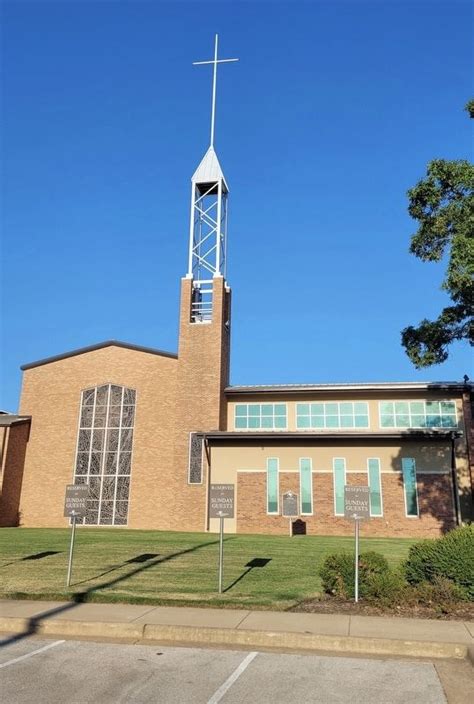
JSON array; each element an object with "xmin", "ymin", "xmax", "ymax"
[{"xmin": 0, "ymin": 529, "xmax": 416, "ymax": 609}]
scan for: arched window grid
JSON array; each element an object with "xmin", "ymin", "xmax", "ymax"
[{"xmin": 72, "ymin": 383, "xmax": 136, "ymax": 526}]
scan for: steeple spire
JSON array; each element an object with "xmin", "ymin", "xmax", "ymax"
[
  {"xmin": 186, "ymin": 36, "xmax": 238, "ymax": 322},
  {"xmin": 193, "ymin": 34, "xmax": 239, "ymax": 148}
]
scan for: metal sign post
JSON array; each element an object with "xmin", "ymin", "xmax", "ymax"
[
  {"xmin": 344, "ymin": 486, "xmax": 370, "ymax": 603},
  {"xmin": 64, "ymin": 484, "xmax": 89, "ymax": 588},
  {"xmin": 209, "ymin": 484, "xmax": 235, "ymax": 594},
  {"xmin": 282, "ymin": 491, "xmax": 299, "ymax": 537}
]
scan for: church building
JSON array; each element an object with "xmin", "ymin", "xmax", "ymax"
[{"xmin": 1, "ymin": 38, "xmax": 473, "ymax": 537}]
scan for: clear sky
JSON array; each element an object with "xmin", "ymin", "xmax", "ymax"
[{"xmin": 2, "ymin": 0, "xmax": 473, "ymax": 412}]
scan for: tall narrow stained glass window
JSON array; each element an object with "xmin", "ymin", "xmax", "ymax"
[
  {"xmin": 73, "ymin": 384, "xmax": 136, "ymax": 525},
  {"xmin": 333, "ymin": 458, "xmax": 346, "ymax": 515},
  {"xmin": 299, "ymin": 458, "xmax": 313, "ymax": 514},
  {"xmin": 267, "ymin": 458, "xmax": 279, "ymax": 514},
  {"xmin": 368, "ymin": 458, "xmax": 383, "ymax": 516},
  {"xmin": 402, "ymin": 457, "xmax": 419, "ymax": 517}
]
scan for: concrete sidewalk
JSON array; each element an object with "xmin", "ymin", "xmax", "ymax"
[{"xmin": 1, "ymin": 599, "xmax": 473, "ymax": 661}]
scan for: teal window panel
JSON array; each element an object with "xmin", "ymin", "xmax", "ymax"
[
  {"xmin": 261, "ymin": 416, "xmax": 273, "ymax": 428},
  {"xmin": 340, "ymin": 402, "xmax": 352, "ymax": 415},
  {"xmin": 275, "ymin": 416, "xmax": 286, "ymax": 429},
  {"xmin": 340, "ymin": 415, "xmax": 353, "ymax": 428},
  {"xmin": 355, "ymin": 414, "xmax": 369, "ymax": 428},
  {"xmin": 261, "ymin": 405, "xmax": 273, "ymax": 416},
  {"xmin": 395, "ymin": 414, "xmax": 409, "ymax": 427},
  {"xmin": 402, "ymin": 458, "xmax": 418, "ymax": 516},
  {"xmin": 395, "ymin": 402, "xmax": 409, "ymax": 415},
  {"xmin": 426, "ymin": 415, "xmax": 441, "ymax": 428},
  {"xmin": 248, "ymin": 405, "xmax": 260, "ymax": 416},
  {"xmin": 325, "ymin": 403, "xmax": 338, "ymax": 415},
  {"xmin": 380, "ymin": 402, "xmax": 393, "ymax": 415},
  {"xmin": 333, "ymin": 458, "xmax": 346, "ymax": 515},
  {"xmin": 312, "ymin": 416, "xmax": 325, "ymax": 428},
  {"xmin": 411, "ymin": 414, "xmax": 425, "ymax": 427},
  {"xmin": 440, "ymin": 401, "xmax": 456, "ymax": 413},
  {"xmin": 355, "ymin": 402, "xmax": 368, "ymax": 414},
  {"xmin": 297, "ymin": 415, "xmax": 310, "ymax": 429},
  {"xmin": 274, "ymin": 404, "xmax": 286, "ymax": 416},
  {"xmin": 248, "ymin": 416, "xmax": 259, "ymax": 428},
  {"xmin": 380, "ymin": 415, "xmax": 395, "ymax": 428},
  {"xmin": 267, "ymin": 458, "xmax": 279, "ymax": 513},
  {"xmin": 410, "ymin": 401, "xmax": 424, "ymax": 414},
  {"xmin": 441, "ymin": 415, "xmax": 457, "ymax": 427},
  {"xmin": 368, "ymin": 458, "xmax": 382, "ymax": 516},
  {"xmin": 235, "ymin": 417, "xmax": 247, "ymax": 429},
  {"xmin": 235, "ymin": 405, "xmax": 247, "ymax": 417},
  {"xmin": 298, "ymin": 404, "xmax": 310, "ymax": 415},
  {"xmin": 426, "ymin": 401, "xmax": 440, "ymax": 413},
  {"xmin": 311, "ymin": 403, "xmax": 324, "ymax": 414},
  {"xmin": 300, "ymin": 458, "xmax": 313, "ymax": 514},
  {"xmin": 326, "ymin": 415, "xmax": 339, "ymax": 428}
]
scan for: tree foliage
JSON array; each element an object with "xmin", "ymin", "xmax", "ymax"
[{"xmin": 401, "ymin": 104, "xmax": 474, "ymax": 367}]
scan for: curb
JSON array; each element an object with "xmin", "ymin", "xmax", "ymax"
[{"xmin": 0, "ymin": 617, "xmax": 468, "ymax": 661}]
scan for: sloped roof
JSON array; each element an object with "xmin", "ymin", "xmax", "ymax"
[
  {"xmin": 192, "ymin": 146, "xmax": 228, "ymax": 190},
  {"xmin": 21, "ymin": 340, "xmax": 177, "ymax": 371},
  {"xmin": 225, "ymin": 381, "xmax": 471, "ymax": 395}
]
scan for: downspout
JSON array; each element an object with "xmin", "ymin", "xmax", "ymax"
[{"xmin": 450, "ymin": 431, "xmax": 461, "ymax": 526}]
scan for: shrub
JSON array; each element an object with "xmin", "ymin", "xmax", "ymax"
[
  {"xmin": 320, "ymin": 551, "xmax": 389, "ymax": 600},
  {"xmin": 411, "ymin": 576, "xmax": 469, "ymax": 613},
  {"xmin": 363, "ymin": 569, "xmax": 407, "ymax": 607},
  {"xmin": 404, "ymin": 525, "xmax": 474, "ymax": 600}
]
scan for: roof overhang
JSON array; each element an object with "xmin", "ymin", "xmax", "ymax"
[
  {"xmin": 0, "ymin": 415, "xmax": 32, "ymax": 428},
  {"xmin": 200, "ymin": 430, "xmax": 462, "ymax": 443},
  {"xmin": 225, "ymin": 382, "xmax": 472, "ymax": 396}
]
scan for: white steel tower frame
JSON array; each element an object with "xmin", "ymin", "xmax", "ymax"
[{"xmin": 187, "ymin": 35, "xmax": 238, "ymax": 322}]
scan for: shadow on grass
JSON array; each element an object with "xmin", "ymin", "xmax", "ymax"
[
  {"xmin": 0, "ymin": 539, "xmax": 227, "ymax": 648},
  {"xmin": 0, "ymin": 552, "xmax": 62, "ymax": 568},
  {"xmin": 223, "ymin": 558, "xmax": 271, "ymax": 593}
]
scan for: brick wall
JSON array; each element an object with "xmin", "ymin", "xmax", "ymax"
[
  {"xmin": 236, "ymin": 471, "xmax": 455, "ymax": 538},
  {"xmin": 0, "ymin": 423, "xmax": 30, "ymax": 526}
]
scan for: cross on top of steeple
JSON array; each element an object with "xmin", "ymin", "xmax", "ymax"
[{"xmin": 193, "ymin": 34, "xmax": 239, "ymax": 148}]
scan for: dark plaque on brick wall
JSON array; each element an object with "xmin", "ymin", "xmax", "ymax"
[{"xmin": 188, "ymin": 434, "xmax": 203, "ymax": 484}]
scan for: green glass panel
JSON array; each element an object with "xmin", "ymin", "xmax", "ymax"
[
  {"xmin": 340, "ymin": 402, "xmax": 353, "ymax": 415},
  {"xmin": 248, "ymin": 416, "xmax": 259, "ymax": 428},
  {"xmin": 261, "ymin": 416, "xmax": 273, "ymax": 428},
  {"xmin": 340, "ymin": 415, "xmax": 353, "ymax": 428},
  {"xmin": 300, "ymin": 458, "xmax": 312, "ymax": 514},
  {"xmin": 311, "ymin": 415, "xmax": 325, "ymax": 429},
  {"xmin": 274, "ymin": 404, "xmax": 286, "ymax": 415},
  {"xmin": 395, "ymin": 402, "xmax": 409, "ymax": 414},
  {"xmin": 440, "ymin": 401, "xmax": 456, "ymax": 414},
  {"xmin": 355, "ymin": 414, "xmax": 369, "ymax": 428},
  {"xmin": 248, "ymin": 405, "xmax": 260, "ymax": 417},
  {"xmin": 333, "ymin": 458, "xmax": 345, "ymax": 514},
  {"xmin": 426, "ymin": 401, "xmax": 440, "ymax": 413},
  {"xmin": 441, "ymin": 415, "xmax": 456, "ymax": 427},
  {"xmin": 326, "ymin": 415, "xmax": 339, "ymax": 428},
  {"xmin": 368, "ymin": 458, "xmax": 382, "ymax": 516},
  {"xmin": 395, "ymin": 414, "xmax": 410, "ymax": 427},
  {"xmin": 310, "ymin": 403, "xmax": 324, "ymax": 414},
  {"xmin": 402, "ymin": 458, "xmax": 418, "ymax": 516},
  {"xmin": 297, "ymin": 415, "xmax": 310, "ymax": 429},
  {"xmin": 325, "ymin": 403, "xmax": 338, "ymax": 415},
  {"xmin": 410, "ymin": 401, "xmax": 424, "ymax": 414},
  {"xmin": 380, "ymin": 414, "xmax": 394, "ymax": 428},
  {"xmin": 411, "ymin": 415, "xmax": 425, "ymax": 427},
  {"xmin": 297, "ymin": 404, "xmax": 310, "ymax": 415},
  {"xmin": 275, "ymin": 416, "xmax": 286, "ymax": 429},
  {"xmin": 235, "ymin": 405, "xmax": 247, "ymax": 417},
  {"xmin": 267, "ymin": 458, "xmax": 278, "ymax": 513},
  {"xmin": 426, "ymin": 415, "xmax": 441, "ymax": 428},
  {"xmin": 261, "ymin": 405, "xmax": 273, "ymax": 416},
  {"xmin": 235, "ymin": 417, "xmax": 247, "ymax": 429},
  {"xmin": 354, "ymin": 402, "xmax": 368, "ymax": 414},
  {"xmin": 380, "ymin": 402, "xmax": 393, "ymax": 415}
]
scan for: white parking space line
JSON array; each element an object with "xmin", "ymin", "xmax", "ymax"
[
  {"xmin": 207, "ymin": 651, "xmax": 258, "ymax": 704},
  {"xmin": 0, "ymin": 640, "xmax": 65, "ymax": 668}
]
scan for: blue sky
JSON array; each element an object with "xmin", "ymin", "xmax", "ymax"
[{"xmin": 2, "ymin": 0, "xmax": 473, "ymax": 411}]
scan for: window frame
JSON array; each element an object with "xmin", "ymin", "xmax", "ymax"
[
  {"xmin": 296, "ymin": 402, "xmax": 370, "ymax": 430},
  {"xmin": 333, "ymin": 457, "xmax": 346, "ymax": 516},
  {"xmin": 378, "ymin": 400, "xmax": 457, "ymax": 429},
  {"xmin": 266, "ymin": 457, "xmax": 280, "ymax": 515},
  {"xmin": 234, "ymin": 403, "xmax": 288, "ymax": 431},
  {"xmin": 299, "ymin": 457, "xmax": 313, "ymax": 515},
  {"xmin": 367, "ymin": 457, "xmax": 383, "ymax": 517},
  {"xmin": 401, "ymin": 457, "xmax": 419, "ymax": 518}
]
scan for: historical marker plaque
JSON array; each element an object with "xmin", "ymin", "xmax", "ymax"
[
  {"xmin": 64, "ymin": 484, "xmax": 89, "ymax": 518},
  {"xmin": 344, "ymin": 486, "xmax": 370, "ymax": 520},
  {"xmin": 282, "ymin": 491, "xmax": 299, "ymax": 517},
  {"xmin": 209, "ymin": 484, "xmax": 235, "ymax": 518}
]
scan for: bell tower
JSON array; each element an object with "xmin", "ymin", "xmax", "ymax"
[{"xmin": 172, "ymin": 36, "xmax": 237, "ymax": 529}]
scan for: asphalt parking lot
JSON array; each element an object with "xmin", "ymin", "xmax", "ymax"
[{"xmin": 0, "ymin": 635, "xmax": 460, "ymax": 704}]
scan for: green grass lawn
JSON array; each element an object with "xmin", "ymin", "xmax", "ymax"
[{"xmin": 0, "ymin": 529, "xmax": 416, "ymax": 610}]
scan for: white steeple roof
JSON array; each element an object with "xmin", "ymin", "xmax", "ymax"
[{"xmin": 192, "ymin": 146, "xmax": 228, "ymax": 191}]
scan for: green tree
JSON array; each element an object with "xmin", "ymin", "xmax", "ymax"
[{"xmin": 401, "ymin": 102, "xmax": 474, "ymax": 367}]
